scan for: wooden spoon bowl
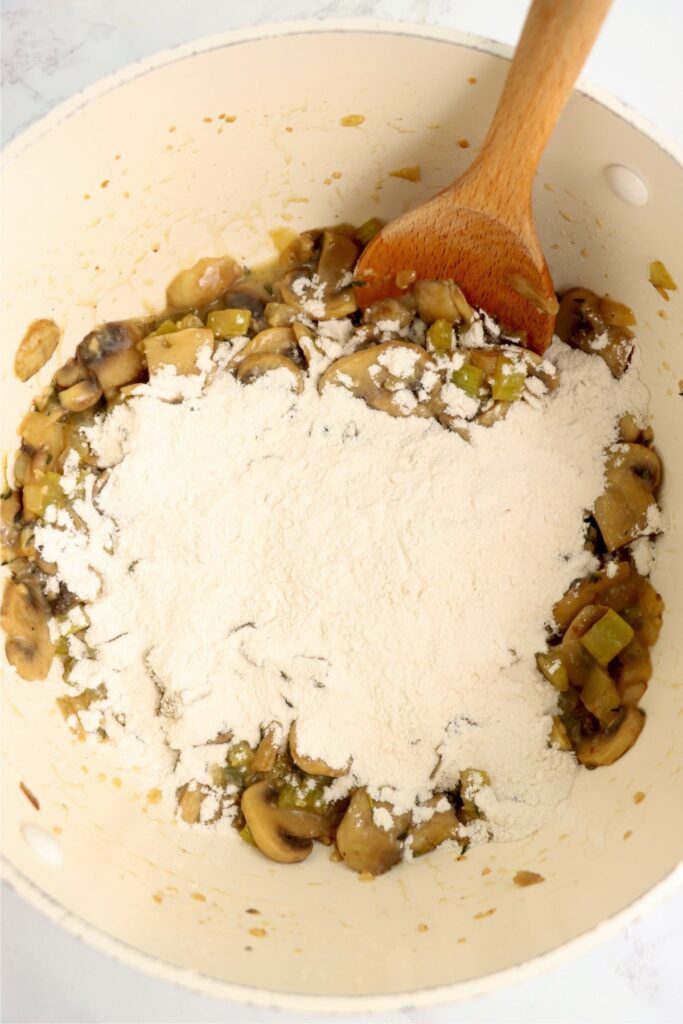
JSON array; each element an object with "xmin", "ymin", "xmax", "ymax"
[{"xmin": 354, "ymin": 0, "xmax": 613, "ymax": 354}]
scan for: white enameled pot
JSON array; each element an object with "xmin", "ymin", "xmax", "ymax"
[{"xmin": 1, "ymin": 20, "xmax": 682, "ymax": 1013}]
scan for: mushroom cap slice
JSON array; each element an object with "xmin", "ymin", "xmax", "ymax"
[
  {"xmin": 229, "ymin": 327, "xmax": 300, "ymax": 368},
  {"xmin": 407, "ymin": 797, "xmax": 461, "ymax": 857},
  {"xmin": 166, "ymin": 256, "xmax": 239, "ymax": 310},
  {"xmin": 236, "ymin": 353, "xmax": 304, "ymax": 393},
  {"xmin": 594, "ymin": 444, "xmax": 662, "ymax": 552},
  {"xmin": 77, "ymin": 320, "xmax": 149, "ymax": 390},
  {"xmin": 14, "ymin": 319, "xmax": 60, "ymax": 382},
  {"xmin": 577, "ymin": 706, "xmax": 645, "ymax": 767},
  {"xmin": 319, "ymin": 341, "xmax": 439, "ymax": 418},
  {"xmin": 335, "ymin": 789, "xmax": 410, "ymax": 875},
  {"xmin": 241, "ymin": 781, "xmax": 327, "ymax": 864},
  {"xmin": 553, "ymin": 561, "xmax": 631, "ymax": 632},
  {"xmin": 289, "ymin": 723, "xmax": 348, "ymax": 778},
  {"xmin": 1, "ymin": 578, "xmax": 54, "ymax": 681}
]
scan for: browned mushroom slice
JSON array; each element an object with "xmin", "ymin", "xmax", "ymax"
[
  {"xmin": 228, "ymin": 327, "xmax": 300, "ymax": 368},
  {"xmin": 1, "ymin": 577, "xmax": 55, "ymax": 681},
  {"xmin": 335, "ymin": 789, "xmax": 411, "ymax": 875},
  {"xmin": 614, "ymin": 634, "xmax": 651, "ymax": 705},
  {"xmin": 19, "ymin": 409, "xmax": 65, "ymax": 463},
  {"xmin": 289, "ymin": 723, "xmax": 348, "ymax": 778},
  {"xmin": 54, "ymin": 357, "xmax": 87, "ymax": 390},
  {"xmin": 594, "ymin": 444, "xmax": 662, "ymax": 552},
  {"xmin": 58, "ymin": 379, "xmax": 102, "ymax": 413},
  {"xmin": 362, "ymin": 297, "xmax": 415, "ymax": 330},
  {"xmin": 236, "ymin": 353, "xmax": 304, "ymax": 393},
  {"xmin": 14, "ymin": 319, "xmax": 61, "ymax": 382},
  {"xmin": 166, "ymin": 256, "xmax": 239, "ymax": 310},
  {"xmin": 413, "ymin": 280, "xmax": 473, "ymax": 324},
  {"xmin": 319, "ymin": 341, "xmax": 438, "ymax": 418},
  {"xmin": 77, "ymin": 320, "xmax": 149, "ymax": 390},
  {"xmin": 576, "ymin": 706, "xmax": 645, "ymax": 767},
  {"xmin": 316, "ymin": 230, "xmax": 359, "ymax": 292},
  {"xmin": 407, "ymin": 797, "xmax": 461, "ymax": 856},
  {"xmin": 553, "ymin": 562, "xmax": 631, "ymax": 632},
  {"xmin": 144, "ymin": 327, "xmax": 215, "ymax": 377},
  {"xmin": 555, "ymin": 288, "xmax": 634, "ymax": 378},
  {"xmin": 241, "ymin": 781, "xmax": 328, "ymax": 864},
  {"xmin": 250, "ymin": 723, "xmax": 283, "ymax": 773}
]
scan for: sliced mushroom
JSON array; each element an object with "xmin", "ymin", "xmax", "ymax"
[
  {"xmin": 549, "ymin": 717, "xmax": 573, "ymax": 751},
  {"xmin": 264, "ymin": 302, "xmax": 296, "ymax": 328},
  {"xmin": 335, "ymin": 789, "xmax": 411, "ymax": 875},
  {"xmin": 14, "ymin": 319, "xmax": 60, "ymax": 382},
  {"xmin": 413, "ymin": 280, "xmax": 472, "ymax": 324},
  {"xmin": 556, "ymin": 288, "xmax": 634, "ymax": 378},
  {"xmin": 250, "ymin": 722, "xmax": 283, "ymax": 773},
  {"xmin": 19, "ymin": 409, "xmax": 65, "ymax": 462},
  {"xmin": 144, "ymin": 327, "xmax": 215, "ymax": 377},
  {"xmin": 553, "ymin": 561, "xmax": 631, "ymax": 632},
  {"xmin": 54, "ymin": 357, "xmax": 87, "ymax": 390},
  {"xmin": 316, "ymin": 230, "xmax": 359, "ymax": 292},
  {"xmin": 362, "ymin": 297, "xmax": 414, "ymax": 330},
  {"xmin": 228, "ymin": 326, "xmax": 300, "ymax": 368},
  {"xmin": 166, "ymin": 256, "xmax": 239, "ymax": 310},
  {"xmin": 77, "ymin": 320, "xmax": 148, "ymax": 390},
  {"xmin": 1, "ymin": 577, "xmax": 54, "ymax": 681},
  {"xmin": 576, "ymin": 706, "xmax": 645, "ymax": 767},
  {"xmin": 241, "ymin": 781, "xmax": 328, "ymax": 864},
  {"xmin": 319, "ymin": 341, "xmax": 438, "ymax": 418},
  {"xmin": 58, "ymin": 379, "xmax": 102, "ymax": 413},
  {"xmin": 407, "ymin": 797, "xmax": 460, "ymax": 857},
  {"xmin": 289, "ymin": 722, "xmax": 348, "ymax": 778},
  {"xmin": 560, "ymin": 604, "xmax": 609, "ymax": 688},
  {"xmin": 594, "ymin": 444, "xmax": 662, "ymax": 552},
  {"xmin": 236, "ymin": 353, "xmax": 304, "ymax": 392},
  {"xmin": 614, "ymin": 634, "xmax": 651, "ymax": 704}
]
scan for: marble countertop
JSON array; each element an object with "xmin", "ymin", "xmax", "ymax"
[{"xmin": 2, "ymin": 2, "xmax": 682, "ymax": 1021}]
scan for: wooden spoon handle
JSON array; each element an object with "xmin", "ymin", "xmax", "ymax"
[{"xmin": 461, "ymin": 0, "xmax": 612, "ymax": 209}]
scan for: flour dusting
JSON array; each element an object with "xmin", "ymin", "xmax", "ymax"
[{"xmin": 34, "ymin": 338, "xmax": 651, "ymax": 841}]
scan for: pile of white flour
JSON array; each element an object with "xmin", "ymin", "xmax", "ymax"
[{"xmin": 36, "ymin": 338, "xmax": 651, "ymax": 841}]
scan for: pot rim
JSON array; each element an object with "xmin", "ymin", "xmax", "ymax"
[{"xmin": 2, "ymin": 17, "xmax": 682, "ymax": 1014}]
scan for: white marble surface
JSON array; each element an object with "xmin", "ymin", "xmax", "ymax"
[{"xmin": 1, "ymin": 1, "xmax": 682, "ymax": 1021}]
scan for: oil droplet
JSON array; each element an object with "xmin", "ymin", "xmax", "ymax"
[{"xmin": 340, "ymin": 114, "xmax": 365, "ymax": 127}]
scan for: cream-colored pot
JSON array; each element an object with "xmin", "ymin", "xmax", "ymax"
[{"xmin": 2, "ymin": 21, "xmax": 682, "ymax": 1013}]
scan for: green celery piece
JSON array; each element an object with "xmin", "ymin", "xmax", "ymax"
[
  {"xmin": 536, "ymin": 651, "xmax": 569, "ymax": 692},
  {"xmin": 239, "ymin": 824, "xmax": 256, "ymax": 846},
  {"xmin": 427, "ymin": 319, "xmax": 453, "ymax": 354},
  {"xmin": 207, "ymin": 308, "xmax": 251, "ymax": 339},
  {"xmin": 492, "ymin": 354, "xmax": 527, "ymax": 401},
  {"xmin": 357, "ymin": 217, "xmax": 383, "ymax": 246},
  {"xmin": 581, "ymin": 608, "xmax": 635, "ymax": 665},
  {"xmin": 452, "ymin": 362, "xmax": 485, "ymax": 398},
  {"xmin": 581, "ymin": 663, "xmax": 621, "ymax": 724}
]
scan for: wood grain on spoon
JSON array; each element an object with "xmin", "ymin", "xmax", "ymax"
[{"xmin": 354, "ymin": 0, "xmax": 613, "ymax": 353}]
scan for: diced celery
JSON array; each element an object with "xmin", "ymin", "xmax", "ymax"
[
  {"xmin": 176, "ymin": 313, "xmax": 204, "ymax": 330},
  {"xmin": 536, "ymin": 651, "xmax": 569, "ymax": 692},
  {"xmin": 581, "ymin": 608, "xmax": 634, "ymax": 665},
  {"xmin": 239, "ymin": 824, "xmax": 256, "ymax": 846},
  {"xmin": 22, "ymin": 472, "xmax": 66, "ymax": 518},
  {"xmin": 227, "ymin": 740, "xmax": 253, "ymax": 768},
  {"xmin": 580, "ymin": 664, "xmax": 621, "ymax": 724},
  {"xmin": 492, "ymin": 354, "xmax": 527, "ymax": 401},
  {"xmin": 549, "ymin": 717, "xmax": 572, "ymax": 750},
  {"xmin": 427, "ymin": 319, "xmax": 453, "ymax": 354},
  {"xmin": 151, "ymin": 319, "xmax": 179, "ymax": 337},
  {"xmin": 451, "ymin": 363, "xmax": 485, "ymax": 398},
  {"xmin": 278, "ymin": 781, "xmax": 327, "ymax": 813},
  {"xmin": 207, "ymin": 308, "xmax": 252, "ymax": 339},
  {"xmin": 357, "ymin": 217, "xmax": 383, "ymax": 246}
]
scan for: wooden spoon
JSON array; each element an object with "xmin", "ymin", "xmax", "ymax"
[{"xmin": 353, "ymin": 0, "xmax": 612, "ymax": 353}]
